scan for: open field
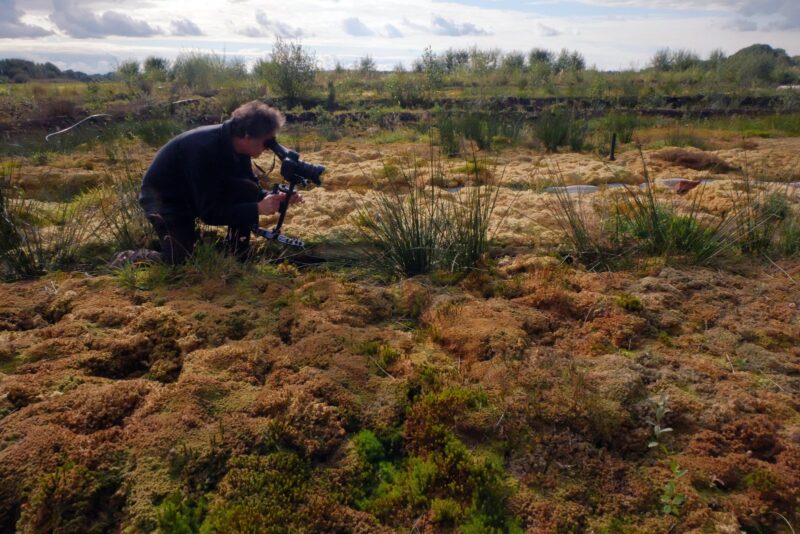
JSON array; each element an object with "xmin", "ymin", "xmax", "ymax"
[{"xmin": 2, "ymin": 49, "xmax": 800, "ymax": 532}]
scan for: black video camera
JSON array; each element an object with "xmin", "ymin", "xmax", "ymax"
[
  {"xmin": 264, "ymin": 138, "xmax": 324, "ymax": 186},
  {"xmin": 252, "ymin": 139, "xmax": 326, "ymax": 248}
]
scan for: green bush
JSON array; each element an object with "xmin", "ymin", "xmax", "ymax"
[
  {"xmin": 437, "ymin": 111, "xmax": 460, "ymax": 156},
  {"xmin": 545, "ymin": 168, "xmax": 614, "ymax": 269},
  {"xmin": 354, "ymin": 166, "xmax": 444, "ymax": 277},
  {"xmin": 171, "ymin": 51, "xmax": 245, "ymax": 94},
  {"xmin": 436, "ymin": 110, "xmax": 524, "ymax": 154},
  {"xmin": 603, "ymin": 112, "xmax": 639, "ymax": 144},
  {"xmin": 534, "ymin": 106, "xmax": 572, "ymax": 152},
  {"xmin": 730, "ymin": 173, "xmax": 790, "ymax": 256},
  {"xmin": 610, "ymin": 171, "xmax": 732, "ymax": 265},
  {"xmin": 255, "ymin": 38, "xmax": 317, "ymax": 107},
  {"xmin": 143, "ymin": 56, "xmax": 169, "ymax": 82},
  {"xmin": 129, "ymin": 119, "xmax": 186, "ymax": 147}
]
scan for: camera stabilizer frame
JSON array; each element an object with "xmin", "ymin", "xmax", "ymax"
[{"xmin": 251, "ymin": 138, "xmax": 325, "ymax": 248}]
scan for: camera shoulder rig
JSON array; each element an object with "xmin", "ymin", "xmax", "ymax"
[{"xmin": 253, "ymin": 138, "xmax": 325, "ymax": 248}]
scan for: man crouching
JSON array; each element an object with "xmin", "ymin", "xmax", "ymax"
[{"xmin": 138, "ymin": 100, "xmax": 302, "ymax": 264}]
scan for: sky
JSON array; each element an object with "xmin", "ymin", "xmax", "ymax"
[{"xmin": 0, "ymin": 0, "xmax": 799, "ymax": 73}]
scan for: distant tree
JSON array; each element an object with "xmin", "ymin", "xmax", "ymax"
[
  {"xmin": 650, "ymin": 48, "xmax": 699, "ymax": 72},
  {"xmin": 39, "ymin": 62, "xmax": 61, "ymax": 78},
  {"xmin": 501, "ymin": 51, "xmax": 526, "ymax": 72},
  {"xmin": 724, "ymin": 44, "xmax": 793, "ymax": 84},
  {"xmin": 670, "ymin": 49, "xmax": 700, "ymax": 71},
  {"xmin": 708, "ymin": 48, "xmax": 727, "ymax": 66},
  {"xmin": 255, "ymin": 38, "xmax": 318, "ymax": 106},
  {"xmin": 172, "ymin": 51, "xmax": 244, "ymax": 94},
  {"xmin": 468, "ymin": 46, "xmax": 501, "ymax": 72},
  {"xmin": 651, "ymin": 48, "xmax": 671, "ymax": 71},
  {"xmin": 528, "ymin": 48, "xmax": 554, "ymax": 68},
  {"xmin": 326, "ymin": 79, "xmax": 336, "ymax": 110},
  {"xmin": 115, "ymin": 60, "xmax": 141, "ymax": 91},
  {"xmin": 0, "ymin": 58, "xmax": 77, "ymax": 82},
  {"xmin": 357, "ymin": 55, "xmax": 377, "ymax": 77},
  {"xmin": 385, "ymin": 70, "xmax": 424, "ymax": 107},
  {"xmin": 143, "ymin": 56, "xmax": 169, "ymax": 82},
  {"xmin": 442, "ymin": 48, "xmax": 470, "ymax": 73},
  {"xmin": 418, "ymin": 46, "xmax": 445, "ymax": 91},
  {"xmin": 554, "ymin": 49, "xmax": 585, "ymax": 73}
]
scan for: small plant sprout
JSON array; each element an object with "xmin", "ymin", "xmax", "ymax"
[
  {"xmin": 648, "ymin": 392, "xmax": 673, "ymax": 450},
  {"xmin": 660, "ymin": 460, "xmax": 688, "ymax": 516}
]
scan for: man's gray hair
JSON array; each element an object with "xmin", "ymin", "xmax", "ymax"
[{"xmin": 230, "ymin": 101, "xmax": 286, "ymax": 138}]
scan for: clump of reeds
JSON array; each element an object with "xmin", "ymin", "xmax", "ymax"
[
  {"xmin": 354, "ymin": 150, "xmax": 503, "ymax": 277},
  {"xmin": 1, "ymin": 164, "xmax": 101, "ymax": 279},
  {"xmin": 95, "ymin": 151, "xmax": 155, "ymax": 252},
  {"xmin": 545, "ymin": 152, "xmax": 738, "ymax": 269},
  {"xmin": 533, "ymin": 105, "xmax": 588, "ymax": 153}
]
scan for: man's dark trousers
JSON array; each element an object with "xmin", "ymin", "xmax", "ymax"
[{"xmin": 147, "ymin": 179, "xmax": 263, "ymax": 264}]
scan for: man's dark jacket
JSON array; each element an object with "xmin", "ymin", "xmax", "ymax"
[{"xmin": 139, "ymin": 120, "xmax": 259, "ymax": 227}]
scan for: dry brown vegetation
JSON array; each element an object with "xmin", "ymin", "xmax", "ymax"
[
  {"xmin": 1, "ymin": 248, "xmax": 799, "ymax": 532},
  {"xmin": 2, "ymin": 114, "xmax": 800, "ymax": 532}
]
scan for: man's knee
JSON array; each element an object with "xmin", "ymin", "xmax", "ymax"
[{"xmin": 147, "ymin": 213, "xmax": 196, "ymax": 265}]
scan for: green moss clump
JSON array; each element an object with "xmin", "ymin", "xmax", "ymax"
[
  {"xmin": 201, "ymin": 452, "xmax": 310, "ymax": 532},
  {"xmin": 404, "ymin": 386, "xmax": 488, "ymax": 452},
  {"xmin": 156, "ymin": 491, "xmax": 208, "ymax": 534},
  {"xmin": 361, "ymin": 433, "xmax": 517, "ymax": 531},
  {"xmin": 741, "ymin": 468, "xmax": 780, "ymax": 493},
  {"xmin": 352, "ymin": 429, "xmax": 385, "ymax": 465},
  {"xmin": 355, "ymin": 341, "xmax": 401, "ymax": 372},
  {"xmin": 16, "ymin": 462, "xmax": 124, "ymax": 534},
  {"xmin": 615, "ymin": 293, "xmax": 644, "ymax": 312}
]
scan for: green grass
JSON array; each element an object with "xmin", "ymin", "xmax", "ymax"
[
  {"xmin": 354, "ymin": 151, "xmax": 502, "ymax": 277},
  {"xmin": 546, "ymin": 153, "xmax": 739, "ymax": 269}
]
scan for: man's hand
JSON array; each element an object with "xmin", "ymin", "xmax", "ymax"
[{"xmin": 257, "ymin": 192, "xmax": 304, "ymax": 216}]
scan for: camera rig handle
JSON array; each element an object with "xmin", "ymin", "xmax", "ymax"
[{"xmin": 252, "ymin": 139, "xmax": 324, "ymax": 248}]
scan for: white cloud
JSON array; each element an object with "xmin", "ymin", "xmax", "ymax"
[
  {"xmin": 746, "ymin": 0, "xmax": 800, "ymax": 30},
  {"xmin": 49, "ymin": 0, "xmax": 161, "ymax": 38},
  {"xmin": 238, "ymin": 9, "xmax": 304, "ymax": 38},
  {"xmin": 430, "ymin": 14, "xmax": 489, "ymax": 36},
  {"xmin": 403, "ymin": 14, "xmax": 490, "ymax": 36},
  {"xmin": 581, "ymin": 0, "xmax": 800, "ymax": 30},
  {"xmin": 171, "ymin": 18, "xmax": 203, "ymax": 36},
  {"xmin": 538, "ymin": 23, "xmax": 560, "ymax": 37},
  {"xmin": 343, "ymin": 17, "xmax": 374, "ymax": 37},
  {"xmin": 0, "ymin": 0, "xmax": 52, "ymax": 38},
  {"xmin": 384, "ymin": 23, "xmax": 403, "ymax": 38}
]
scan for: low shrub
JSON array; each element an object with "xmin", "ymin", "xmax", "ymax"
[
  {"xmin": 534, "ymin": 105, "xmax": 585, "ymax": 152},
  {"xmin": 603, "ymin": 112, "xmax": 639, "ymax": 143},
  {"xmin": 436, "ymin": 110, "xmax": 524, "ymax": 155}
]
